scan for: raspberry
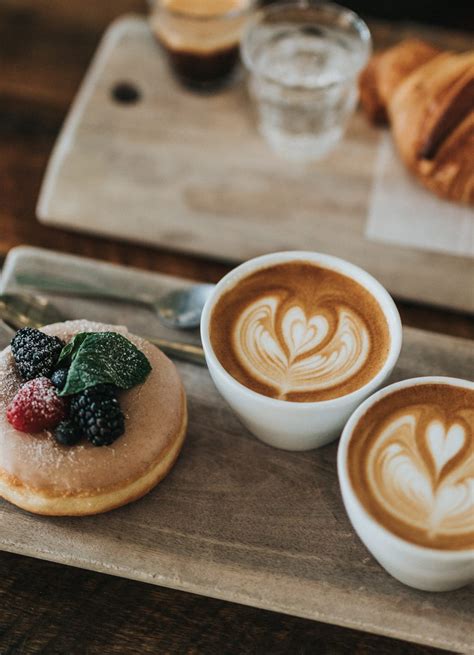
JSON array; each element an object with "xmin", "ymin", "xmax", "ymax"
[
  {"xmin": 11, "ymin": 328, "xmax": 64, "ymax": 381},
  {"xmin": 70, "ymin": 385, "xmax": 124, "ymax": 447},
  {"xmin": 7, "ymin": 377, "xmax": 68, "ymax": 433}
]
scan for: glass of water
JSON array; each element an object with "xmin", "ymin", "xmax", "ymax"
[{"xmin": 241, "ymin": 1, "xmax": 371, "ymax": 160}]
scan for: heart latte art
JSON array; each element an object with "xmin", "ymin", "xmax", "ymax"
[
  {"xmin": 210, "ymin": 262, "xmax": 390, "ymax": 401},
  {"xmin": 234, "ymin": 297, "xmax": 369, "ymax": 398},
  {"xmin": 349, "ymin": 384, "xmax": 474, "ymax": 550}
]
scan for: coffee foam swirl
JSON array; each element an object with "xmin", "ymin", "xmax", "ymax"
[
  {"xmin": 234, "ymin": 295, "xmax": 370, "ymax": 399},
  {"xmin": 349, "ymin": 384, "xmax": 474, "ymax": 550},
  {"xmin": 369, "ymin": 413, "xmax": 473, "ymax": 541},
  {"xmin": 210, "ymin": 262, "xmax": 390, "ymax": 402}
]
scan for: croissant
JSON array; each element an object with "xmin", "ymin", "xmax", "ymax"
[{"xmin": 359, "ymin": 39, "xmax": 474, "ymax": 204}]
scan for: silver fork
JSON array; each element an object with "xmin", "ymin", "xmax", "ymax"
[{"xmin": 0, "ymin": 292, "xmax": 205, "ymax": 366}]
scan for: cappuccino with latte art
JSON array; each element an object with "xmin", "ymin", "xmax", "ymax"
[
  {"xmin": 348, "ymin": 383, "xmax": 474, "ymax": 551},
  {"xmin": 339, "ymin": 378, "xmax": 474, "ymax": 590},
  {"xmin": 210, "ymin": 261, "xmax": 390, "ymax": 402},
  {"xmin": 202, "ymin": 251, "xmax": 401, "ymax": 451}
]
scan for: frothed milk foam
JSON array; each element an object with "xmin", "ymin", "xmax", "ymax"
[
  {"xmin": 210, "ymin": 261, "xmax": 390, "ymax": 402},
  {"xmin": 348, "ymin": 383, "xmax": 474, "ymax": 550},
  {"xmin": 153, "ymin": 0, "xmax": 250, "ymax": 52},
  {"xmin": 161, "ymin": 0, "xmax": 248, "ymax": 16}
]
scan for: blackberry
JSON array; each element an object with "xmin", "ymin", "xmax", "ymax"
[
  {"xmin": 54, "ymin": 420, "xmax": 82, "ymax": 446},
  {"xmin": 51, "ymin": 367, "xmax": 69, "ymax": 391},
  {"xmin": 11, "ymin": 327, "xmax": 64, "ymax": 381},
  {"xmin": 70, "ymin": 385, "xmax": 124, "ymax": 447}
]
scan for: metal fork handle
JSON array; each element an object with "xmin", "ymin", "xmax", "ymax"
[
  {"xmin": 146, "ymin": 336, "xmax": 206, "ymax": 366},
  {"xmin": 0, "ymin": 291, "xmax": 206, "ymax": 366}
]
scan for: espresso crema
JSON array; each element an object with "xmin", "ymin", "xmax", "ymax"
[
  {"xmin": 348, "ymin": 383, "xmax": 474, "ymax": 550},
  {"xmin": 210, "ymin": 262, "xmax": 390, "ymax": 402},
  {"xmin": 152, "ymin": 0, "xmax": 249, "ymax": 52}
]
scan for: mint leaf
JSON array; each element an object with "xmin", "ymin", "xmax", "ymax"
[
  {"xmin": 59, "ymin": 332, "xmax": 152, "ymax": 396},
  {"xmin": 57, "ymin": 333, "xmax": 89, "ymax": 366}
]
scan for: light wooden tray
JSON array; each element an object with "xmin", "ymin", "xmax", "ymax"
[
  {"xmin": 1, "ymin": 246, "xmax": 473, "ymax": 653},
  {"xmin": 36, "ymin": 15, "xmax": 474, "ymax": 313}
]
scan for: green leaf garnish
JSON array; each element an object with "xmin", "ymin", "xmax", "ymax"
[
  {"xmin": 57, "ymin": 333, "xmax": 89, "ymax": 366},
  {"xmin": 58, "ymin": 332, "xmax": 152, "ymax": 396}
]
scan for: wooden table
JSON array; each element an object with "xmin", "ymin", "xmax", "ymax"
[{"xmin": 0, "ymin": 2, "xmax": 472, "ymax": 653}]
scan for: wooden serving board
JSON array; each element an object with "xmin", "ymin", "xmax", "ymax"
[
  {"xmin": 1, "ymin": 246, "xmax": 473, "ymax": 653},
  {"xmin": 36, "ymin": 15, "xmax": 474, "ymax": 313}
]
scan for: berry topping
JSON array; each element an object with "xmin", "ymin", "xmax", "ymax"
[
  {"xmin": 70, "ymin": 385, "xmax": 125, "ymax": 447},
  {"xmin": 51, "ymin": 367, "xmax": 69, "ymax": 391},
  {"xmin": 7, "ymin": 377, "xmax": 69, "ymax": 433},
  {"xmin": 11, "ymin": 328, "xmax": 64, "ymax": 381},
  {"xmin": 54, "ymin": 420, "xmax": 82, "ymax": 446}
]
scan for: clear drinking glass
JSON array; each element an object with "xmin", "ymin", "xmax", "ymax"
[{"xmin": 241, "ymin": 1, "xmax": 371, "ymax": 160}]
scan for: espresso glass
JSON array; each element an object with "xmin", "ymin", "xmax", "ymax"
[{"xmin": 149, "ymin": 0, "xmax": 255, "ymax": 91}]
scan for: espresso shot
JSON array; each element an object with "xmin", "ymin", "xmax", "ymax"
[
  {"xmin": 164, "ymin": 43, "xmax": 240, "ymax": 91},
  {"xmin": 150, "ymin": 0, "xmax": 253, "ymax": 91}
]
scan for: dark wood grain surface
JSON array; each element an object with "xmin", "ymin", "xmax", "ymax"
[
  {"xmin": 0, "ymin": 1, "xmax": 473, "ymax": 653},
  {"xmin": 0, "ymin": 551, "xmax": 450, "ymax": 655}
]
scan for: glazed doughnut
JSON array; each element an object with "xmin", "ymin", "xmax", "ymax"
[{"xmin": 0, "ymin": 320, "xmax": 187, "ymax": 516}]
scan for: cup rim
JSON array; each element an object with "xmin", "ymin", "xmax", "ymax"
[
  {"xmin": 337, "ymin": 375, "xmax": 474, "ymax": 558},
  {"xmin": 149, "ymin": 0, "xmax": 256, "ymax": 22},
  {"xmin": 201, "ymin": 250, "xmax": 402, "ymax": 410},
  {"xmin": 240, "ymin": 0, "xmax": 372, "ymax": 90}
]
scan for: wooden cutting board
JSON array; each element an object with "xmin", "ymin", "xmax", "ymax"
[
  {"xmin": 0, "ymin": 246, "xmax": 473, "ymax": 653},
  {"xmin": 36, "ymin": 15, "xmax": 474, "ymax": 313}
]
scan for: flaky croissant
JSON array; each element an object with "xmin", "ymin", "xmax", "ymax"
[{"xmin": 359, "ymin": 39, "xmax": 474, "ymax": 204}]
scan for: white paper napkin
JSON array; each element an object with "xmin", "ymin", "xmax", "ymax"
[{"xmin": 366, "ymin": 133, "xmax": 474, "ymax": 258}]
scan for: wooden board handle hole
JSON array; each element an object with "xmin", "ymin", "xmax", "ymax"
[{"xmin": 111, "ymin": 82, "xmax": 141, "ymax": 105}]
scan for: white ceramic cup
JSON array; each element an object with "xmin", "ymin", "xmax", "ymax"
[
  {"xmin": 338, "ymin": 376, "xmax": 474, "ymax": 592},
  {"xmin": 201, "ymin": 251, "xmax": 402, "ymax": 451}
]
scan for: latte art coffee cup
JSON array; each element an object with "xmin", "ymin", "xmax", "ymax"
[
  {"xmin": 338, "ymin": 377, "xmax": 474, "ymax": 591},
  {"xmin": 201, "ymin": 252, "xmax": 402, "ymax": 451},
  {"xmin": 210, "ymin": 261, "xmax": 391, "ymax": 402}
]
